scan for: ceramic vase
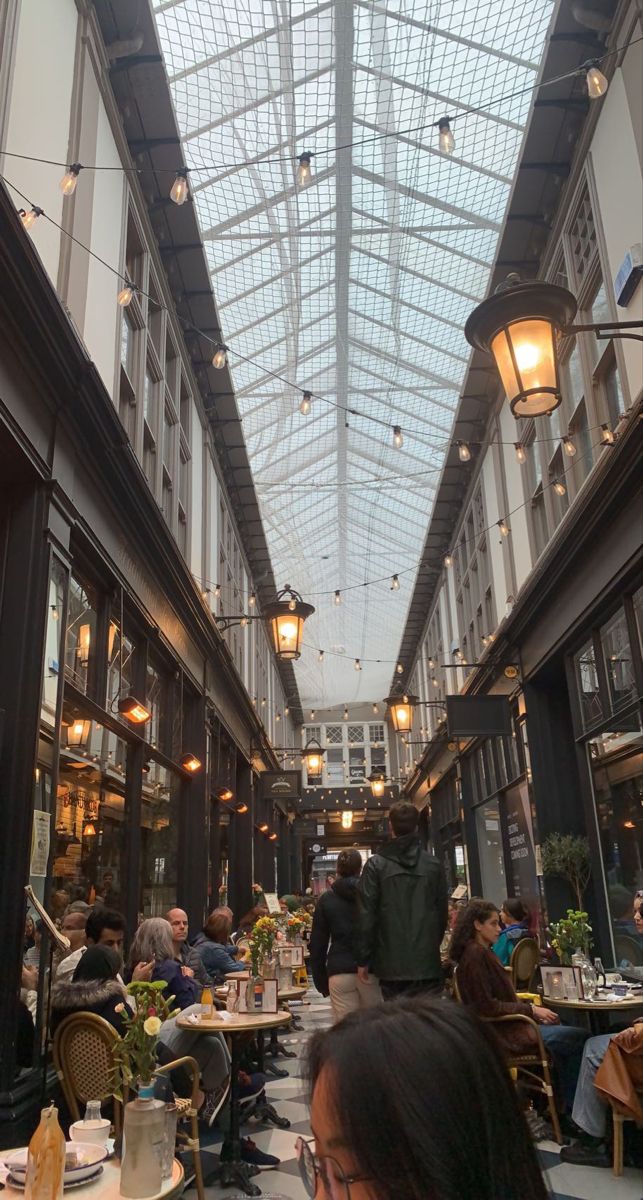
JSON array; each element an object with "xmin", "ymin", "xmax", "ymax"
[{"xmin": 119, "ymin": 1082, "xmax": 165, "ymax": 1199}]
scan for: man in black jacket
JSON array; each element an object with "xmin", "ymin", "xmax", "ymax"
[{"xmin": 357, "ymin": 801, "xmax": 448, "ymax": 999}]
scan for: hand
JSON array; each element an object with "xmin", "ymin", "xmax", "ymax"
[
  {"xmin": 22, "ymin": 965, "xmax": 38, "ymax": 990},
  {"xmin": 531, "ymin": 1005, "xmax": 559, "ymax": 1024},
  {"xmin": 181, "ymin": 965, "xmax": 195, "ymax": 978},
  {"xmin": 357, "ymin": 966, "xmax": 370, "ymax": 984},
  {"xmin": 132, "ymin": 960, "xmax": 154, "ymax": 982}
]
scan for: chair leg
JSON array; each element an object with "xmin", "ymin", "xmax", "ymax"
[
  {"xmin": 187, "ymin": 1112, "xmax": 205, "ymax": 1200},
  {"xmin": 541, "ymin": 1060, "xmax": 562, "ymax": 1146},
  {"xmin": 613, "ymin": 1112, "xmax": 623, "ymax": 1177}
]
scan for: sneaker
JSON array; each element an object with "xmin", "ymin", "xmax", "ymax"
[
  {"xmin": 239, "ymin": 1138, "xmax": 280, "ymax": 1170},
  {"xmin": 560, "ymin": 1141, "xmax": 610, "ymax": 1167},
  {"xmin": 199, "ymin": 1079, "xmax": 231, "ymax": 1127},
  {"xmin": 238, "ymin": 1071, "xmax": 267, "ymax": 1106}
]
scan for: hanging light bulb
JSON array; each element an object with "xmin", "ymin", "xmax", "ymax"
[
  {"xmin": 515, "ymin": 443, "xmax": 527, "ymax": 464},
  {"xmin": 299, "ymin": 390, "xmax": 312, "ymax": 415},
  {"xmin": 457, "ymin": 440, "xmax": 471, "ymax": 462},
  {"xmin": 20, "ymin": 206, "xmax": 43, "ymax": 230},
  {"xmin": 288, "ymin": 597, "xmax": 297, "ymax": 611},
  {"xmin": 354, "ymin": 658, "xmax": 362, "ymax": 671},
  {"xmin": 170, "ymin": 168, "xmax": 189, "ymax": 205},
  {"xmin": 296, "ymin": 151, "xmax": 314, "ymax": 187},
  {"xmin": 444, "ymin": 553, "xmax": 453, "ymax": 568},
  {"xmin": 334, "ymin": 590, "xmax": 342, "ymax": 605},
  {"xmin": 261, "ymin": 697, "xmax": 267, "ymax": 707},
  {"xmin": 60, "ymin": 163, "xmax": 82, "ymax": 196},
  {"xmin": 240, "ymin": 616, "xmax": 249, "ymax": 628},
  {"xmin": 343, "ymin": 706, "xmax": 348, "ymax": 720},
  {"xmin": 318, "ymin": 649, "xmax": 324, "ymax": 662},
  {"xmin": 437, "ymin": 116, "xmax": 455, "ymax": 154},
  {"xmin": 392, "ymin": 425, "xmax": 403, "ymax": 449},
  {"xmin": 390, "ymin": 574, "xmax": 400, "ymax": 590},
  {"xmin": 214, "ymin": 583, "xmax": 221, "ymax": 599},
  {"xmin": 600, "ymin": 423, "xmax": 615, "ymax": 445},
  {"xmin": 396, "ymin": 663, "xmax": 404, "ymax": 675},
  {"xmin": 276, "ymin": 711, "xmax": 281, "ymax": 721},
  {"xmin": 498, "ymin": 518, "xmax": 510, "ymax": 537},
  {"xmin": 562, "ymin": 436, "xmax": 576, "ymax": 457},
  {"xmin": 285, "ymin": 705, "xmax": 290, "ymax": 716},
  {"xmin": 432, "ymin": 675, "xmax": 439, "ymax": 688},
  {"xmin": 117, "ymin": 280, "xmax": 136, "ymax": 307},
  {"xmin": 427, "ymin": 656, "xmax": 435, "ymax": 669},
  {"xmin": 212, "ymin": 345, "xmax": 228, "ymax": 369},
  {"xmin": 310, "ymin": 710, "xmax": 316, "ymax": 720},
  {"xmin": 553, "ymin": 479, "xmax": 566, "ymax": 496},
  {"xmin": 372, "ymin": 703, "xmax": 379, "ymax": 715},
  {"xmin": 249, "ymin": 591, "xmax": 256, "ymax": 609},
  {"xmin": 585, "ymin": 62, "xmax": 608, "ymax": 100}
]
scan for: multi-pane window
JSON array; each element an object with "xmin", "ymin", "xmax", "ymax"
[
  {"xmin": 453, "ymin": 485, "xmax": 494, "ymax": 662},
  {"xmin": 302, "ymin": 722, "xmax": 389, "ymax": 787}
]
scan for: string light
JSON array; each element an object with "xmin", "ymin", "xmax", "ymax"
[
  {"xmin": 431, "ymin": 675, "xmax": 439, "ymax": 688},
  {"xmin": 318, "ymin": 649, "xmax": 324, "ymax": 662},
  {"xmin": 343, "ymin": 706, "xmax": 349, "ymax": 720},
  {"xmin": 276, "ymin": 711, "xmax": 281, "ymax": 721},
  {"xmin": 562, "ymin": 436, "xmax": 576, "ymax": 457},
  {"xmin": 284, "ymin": 705, "xmax": 290, "ymax": 716},
  {"xmin": 261, "ymin": 697, "xmax": 266, "ymax": 707},
  {"xmin": 249, "ymin": 590, "xmax": 256, "ymax": 608},
  {"xmin": 334, "ymin": 590, "xmax": 342, "ymax": 606},
  {"xmin": 390, "ymin": 574, "xmax": 400, "ymax": 590},
  {"xmin": 372, "ymin": 703, "xmax": 379, "ymax": 715},
  {"xmin": 396, "ymin": 663, "xmax": 404, "ymax": 675},
  {"xmin": 117, "ymin": 280, "xmax": 136, "ymax": 307},
  {"xmin": 170, "ymin": 168, "xmax": 189, "ymax": 205},
  {"xmin": 427, "ymin": 656, "xmax": 435, "ymax": 669},
  {"xmin": 212, "ymin": 345, "xmax": 228, "ymax": 369},
  {"xmin": 515, "ymin": 443, "xmax": 527, "ymax": 464},
  {"xmin": 240, "ymin": 616, "xmax": 249, "ymax": 628},
  {"xmin": 299, "ymin": 390, "xmax": 312, "ymax": 415},
  {"xmin": 310, "ymin": 710, "xmax": 316, "ymax": 720},
  {"xmin": 296, "ymin": 151, "xmax": 314, "ymax": 187},
  {"xmin": 354, "ymin": 658, "xmax": 362, "ymax": 671},
  {"xmin": 60, "ymin": 163, "xmax": 81, "ymax": 196},
  {"xmin": 19, "ymin": 205, "xmax": 43, "ymax": 230},
  {"xmin": 437, "ymin": 116, "xmax": 455, "ymax": 154},
  {"xmin": 392, "ymin": 425, "xmax": 403, "ymax": 449},
  {"xmin": 444, "ymin": 553, "xmax": 453, "ymax": 568},
  {"xmin": 214, "ymin": 584, "xmax": 221, "ymax": 599},
  {"xmin": 585, "ymin": 62, "xmax": 609, "ymax": 99},
  {"xmin": 457, "ymin": 440, "xmax": 471, "ymax": 463},
  {"xmin": 600, "ymin": 423, "xmax": 615, "ymax": 445},
  {"xmin": 498, "ymin": 518, "xmax": 510, "ymax": 537},
  {"xmin": 288, "ymin": 596, "xmax": 297, "ymax": 611},
  {"xmin": 553, "ymin": 479, "xmax": 567, "ymax": 496}
]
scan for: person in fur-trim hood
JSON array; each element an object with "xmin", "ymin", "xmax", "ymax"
[{"xmin": 50, "ymin": 944, "xmax": 127, "ymax": 1036}]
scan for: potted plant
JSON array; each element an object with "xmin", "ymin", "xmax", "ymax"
[
  {"xmin": 541, "ymin": 833, "xmax": 591, "ymax": 910},
  {"xmin": 549, "ymin": 909, "xmax": 593, "ymax": 966}
]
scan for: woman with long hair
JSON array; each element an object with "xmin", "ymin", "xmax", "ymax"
[
  {"xmin": 309, "ymin": 849, "xmax": 381, "ymax": 1021},
  {"xmin": 492, "ymin": 896, "xmax": 531, "ymax": 966},
  {"xmin": 299, "ymin": 998, "xmax": 549, "ymax": 1200},
  {"xmin": 51, "ymin": 945, "xmax": 126, "ymax": 1036},
  {"xmin": 188, "ymin": 908, "xmax": 246, "ymax": 985},
  {"xmin": 449, "ymin": 898, "xmax": 587, "ymax": 1112}
]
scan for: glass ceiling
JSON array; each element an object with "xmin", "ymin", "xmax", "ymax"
[{"xmin": 153, "ymin": 0, "xmax": 553, "ymax": 711}]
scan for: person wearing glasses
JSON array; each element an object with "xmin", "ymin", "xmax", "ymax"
[{"xmin": 296, "ymin": 998, "xmax": 549, "ymax": 1199}]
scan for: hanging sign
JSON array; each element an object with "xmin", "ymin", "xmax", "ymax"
[{"xmin": 259, "ymin": 770, "xmax": 301, "ymax": 800}]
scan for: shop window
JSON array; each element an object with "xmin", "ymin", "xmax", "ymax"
[
  {"xmin": 326, "ymin": 748, "xmax": 344, "ymax": 786},
  {"xmin": 567, "ymin": 184, "xmax": 597, "ymax": 290},
  {"xmin": 65, "ymin": 575, "xmax": 98, "ymax": 695},
  {"xmin": 574, "ymin": 639, "xmax": 603, "ymax": 729},
  {"xmin": 140, "ymin": 762, "xmax": 180, "ymax": 916},
  {"xmin": 369, "ymin": 723, "xmax": 384, "ymax": 745},
  {"xmin": 41, "ymin": 558, "xmax": 67, "ymax": 728},
  {"xmin": 600, "ymin": 608, "xmax": 637, "ymax": 712},
  {"xmin": 588, "ymin": 717, "xmax": 643, "ymax": 973},
  {"xmin": 597, "ymin": 350, "xmax": 624, "ymax": 431},
  {"xmin": 146, "ymin": 658, "xmax": 174, "ymax": 756},
  {"xmin": 476, "ymin": 798, "xmax": 507, "ymax": 899},
  {"xmin": 326, "ymin": 724, "xmax": 342, "ymax": 744},
  {"xmin": 548, "ymin": 446, "xmax": 569, "ymax": 525},
  {"xmin": 348, "ymin": 747, "xmax": 365, "ymax": 783},
  {"xmin": 347, "ymin": 724, "xmax": 364, "ymax": 744},
  {"xmin": 568, "ymin": 398, "xmax": 593, "ymax": 487},
  {"xmin": 107, "ymin": 614, "xmax": 134, "ymax": 712}
]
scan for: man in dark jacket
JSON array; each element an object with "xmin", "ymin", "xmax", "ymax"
[{"xmin": 357, "ymin": 801, "xmax": 448, "ymax": 999}]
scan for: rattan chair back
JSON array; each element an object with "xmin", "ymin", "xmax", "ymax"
[
  {"xmin": 52, "ymin": 1012, "xmax": 120, "ymax": 1127},
  {"xmin": 510, "ymin": 938, "xmax": 539, "ymax": 991}
]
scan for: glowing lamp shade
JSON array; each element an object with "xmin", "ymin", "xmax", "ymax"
[
  {"xmin": 236, "ymin": 802, "xmax": 249, "ymax": 814},
  {"xmin": 385, "ymin": 693, "xmax": 418, "ymax": 735},
  {"xmin": 77, "ymin": 623, "xmax": 91, "ymax": 668},
  {"xmin": 302, "ymin": 739, "xmax": 325, "ymax": 775},
  {"xmin": 180, "ymin": 753, "xmax": 202, "ymax": 772},
  {"xmin": 67, "ymin": 718, "xmax": 91, "ymax": 747},
  {"xmin": 217, "ymin": 786, "xmax": 234, "ymax": 802},
  {"xmin": 341, "ymin": 811, "xmax": 353, "ymax": 830},
  {"xmin": 465, "ymin": 280, "xmax": 578, "ymax": 419},
  {"xmin": 118, "ymin": 694, "xmax": 151, "ymax": 724},
  {"xmin": 268, "ymin": 832, "xmax": 278, "ymax": 841},
  {"xmin": 264, "ymin": 590, "xmax": 314, "ymax": 661},
  {"xmin": 82, "ymin": 823, "xmax": 96, "ymax": 838},
  {"xmin": 368, "ymin": 771, "xmax": 386, "ymax": 799}
]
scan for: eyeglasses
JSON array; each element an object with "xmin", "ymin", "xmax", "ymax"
[{"xmin": 296, "ymin": 1136, "xmax": 373, "ymax": 1199}]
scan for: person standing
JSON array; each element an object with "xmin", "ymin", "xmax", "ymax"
[
  {"xmin": 309, "ymin": 849, "xmax": 382, "ymax": 1021},
  {"xmin": 357, "ymin": 801, "xmax": 448, "ymax": 999}
]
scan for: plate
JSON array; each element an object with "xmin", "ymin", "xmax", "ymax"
[
  {"xmin": 5, "ymin": 1166, "xmax": 104, "ymax": 1191},
  {"xmin": 6, "ymin": 1144, "xmax": 107, "ymax": 1183}
]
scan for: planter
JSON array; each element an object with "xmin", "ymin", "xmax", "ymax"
[{"xmin": 119, "ymin": 1083, "xmax": 165, "ymax": 1199}]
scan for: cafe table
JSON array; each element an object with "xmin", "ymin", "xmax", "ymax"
[
  {"xmin": 546, "ymin": 992, "xmax": 643, "ymax": 1033},
  {"xmin": 217, "ymin": 981, "xmax": 307, "ymax": 1065},
  {"xmin": 1, "ymin": 1152, "xmax": 184, "ymax": 1200},
  {"xmin": 176, "ymin": 1008, "xmax": 291, "ymax": 1197}
]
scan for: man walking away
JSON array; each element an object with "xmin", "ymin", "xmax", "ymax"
[{"xmin": 357, "ymin": 801, "xmax": 448, "ymax": 999}]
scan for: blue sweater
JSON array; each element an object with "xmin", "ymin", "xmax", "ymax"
[
  {"xmin": 492, "ymin": 923, "xmax": 529, "ymax": 967},
  {"xmin": 187, "ymin": 933, "xmax": 245, "ymax": 985}
]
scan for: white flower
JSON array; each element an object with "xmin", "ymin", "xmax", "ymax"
[{"xmin": 143, "ymin": 1016, "xmax": 162, "ymax": 1036}]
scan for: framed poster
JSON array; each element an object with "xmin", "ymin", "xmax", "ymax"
[
  {"xmin": 228, "ymin": 976, "xmax": 279, "ymax": 1014},
  {"xmin": 278, "ymin": 944, "xmax": 304, "ymax": 967},
  {"xmin": 540, "ymin": 965, "xmax": 583, "ymax": 1001},
  {"xmin": 263, "ymin": 892, "xmax": 282, "ymax": 915}
]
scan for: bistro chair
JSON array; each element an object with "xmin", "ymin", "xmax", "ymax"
[
  {"xmin": 52, "ymin": 1012, "xmax": 206, "ymax": 1199},
  {"xmin": 509, "ymin": 938, "xmax": 540, "ymax": 992},
  {"xmin": 611, "ymin": 1086, "xmax": 643, "ymax": 1176},
  {"xmin": 452, "ymin": 967, "xmax": 562, "ymax": 1145}
]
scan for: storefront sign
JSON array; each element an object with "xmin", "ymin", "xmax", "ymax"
[
  {"xmin": 446, "ymin": 695, "xmax": 512, "ymax": 737},
  {"xmin": 259, "ymin": 770, "xmax": 301, "ymax": 800},
  {"xmin": 504, "ymin": 781, "xmax": 539, "ymax": 917}
]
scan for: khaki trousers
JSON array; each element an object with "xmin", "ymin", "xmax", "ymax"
[{"xmin": 328, "ymin": 972, "xmax": 382, "ymax": 1023}]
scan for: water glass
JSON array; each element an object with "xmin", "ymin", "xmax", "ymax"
[{"xmin": 161, "ymin": 1103, "xmax": 178, "ymax": 1179}]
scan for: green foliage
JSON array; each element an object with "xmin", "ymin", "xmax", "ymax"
[
  {"xmin": 549, "ymin": 909, "xmax": 593, "ymax": 965},
  {"xmin": 111, "ymin": 981, "xmax": 179, "ymax": 1099},
  {"xmin": 541, "ymin": 833, "xmax": 591, "ymax": 909}
]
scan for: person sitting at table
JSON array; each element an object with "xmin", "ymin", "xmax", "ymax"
[
  {"xmin": 449, "ymin": 899, "xmax": 588, "ymax": 1116},
  {"xmin": 309, "ymin": 848, "xmax": 381, "ymax": 1022},
  {"xmin": 237, "ymin": 903, "xmax": 270, "ymax": 935},
  {"xmin": 188, "ymin": 908, "xmax": 247, "ymax": 985},
  {"xmin": 560, "ymin": 1018, "xmax": 643, "ymax": 1168},
  {"xmin": 492, "ymin": 897, "xmax": 531, "ymax": 966},
  {"xmin": 50, "ymin": 945, "xmax": 127, "ymax": 1036},
  {"xmin": 302, "ymin": 996, "xmax": 549, "ymax": 1200}
]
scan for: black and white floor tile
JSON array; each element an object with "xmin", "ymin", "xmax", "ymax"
[{"xmin": 199, "ymin": 992, "xmax": 643, "ymax": 1200}]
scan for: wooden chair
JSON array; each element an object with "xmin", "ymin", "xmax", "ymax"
[
  {"xmin": 52, "ymin": 1013, "xmax": 205, "ymax": 1199},
  {"xmin": 452, "ymin": 967, "xmax": 562, "ymax": 1145},
  {"xmin": 509, "ymin": 938, "xmax": 540, "ymax": 992},
  {"xmin": 610, "ymin": 1088, "xmax": 643, "ymax": 1176}
]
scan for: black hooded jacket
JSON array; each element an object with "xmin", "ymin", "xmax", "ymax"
[
  {"xmin": 356, "ymin": 833, "xmax": 448, "ymax": 983},
  {"xmin": 50, "ymin": 976, "xmax": 128, "ymax": 1037},
  {"xmin": 309, "ymin": 876, "xmax": 361, "ymax": 996}
]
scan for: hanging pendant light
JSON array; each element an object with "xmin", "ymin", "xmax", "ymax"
[
  {"xmin": 585, "ymin": 61, "xmax": 608, "ymax": 99},
  {"xmin": 60, "ymin": 163, "xmax": 82, "ymax": 196},
  {"xmin": 170, "ymin": 168, "xmax": 189, "ymax": 205},
  {"xmin": 302, "ymin": 739, "xmax": 325, "ymax": 774},
  {"xmin": 384, "ymin": 693, "xmax": 418, "ymax": 734},
  {"xmin": 212, "ymin": 345, "xmax": 228, "ymax": 369},
  {"xmin": 299, "ymin": 391, "xmax": 312, "ymax": 415},
  {"xmin": 263, "ymin": 584, "xmax": 314, "ymax": 661},
  {"xmin": 296, "ymin": 151, "xmax": 314, "ymax": 187},
  {"xmin": 437, "ymin": 117, "xmax": 455, "ymax": 154},
  {"xmin": 368, "ymin": 770, "xmax": 386, "ymax": 799}
]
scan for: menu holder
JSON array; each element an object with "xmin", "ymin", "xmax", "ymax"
[
  {"xmin": 24, "ymin": 885, "xmax": 70, "ymax": 954},
  {"xmin": 227, "ymin": 977, "xmax": 279, "ymax": 1014},
  {"xmin": 540, "ymin": 965, "xmax": 584, "ymax": 1001},
  {"xmin": 277, "ymin": 944, "xmax": 304, "ymax": 967},
  {"xmin": 263, "ymin": 892, "xmax": 282, "ymax": 915}
]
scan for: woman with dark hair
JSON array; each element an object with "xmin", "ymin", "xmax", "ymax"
[
  {"xmin": 309, "ymin": 849, "xmax": 381, "ymax": 1022},
  {"xmin": 299, "ymin": 998, "xmax": 549, "ymax": 1200},
  {"xmin": 449, "ymin": 898, "xmax": 587, "ymax": 1113},
  {"xmin": 50, "ymin": 945, "xmax": 127, "ymax": 1036},
  {"xmin": 492, "ymin": 896, "xmax": 531, "ymax": 966},
  {"xmin": 188, "ymin": 908, "xmax": 247, "ymax": 985}
]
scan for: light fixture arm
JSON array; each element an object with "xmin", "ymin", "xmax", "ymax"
[
  {"xmin": 215, "ymin": 614, "xmax": 261, "ymax": 633},
  {"xmin": 561, "ymin": 319, "xmax": 643, "ymax": 343}
]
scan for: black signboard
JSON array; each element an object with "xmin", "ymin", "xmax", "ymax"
[
  {"xmin": 446, "ymin": 695, "xmax": 512, "ymax": 737},
  {"xmin": 259, "ymin": 770, "xmax": 302, "ymax": 801},
  {"xmin": 504, "ymin": 781, "xmax": 539, "ymax": 920}
]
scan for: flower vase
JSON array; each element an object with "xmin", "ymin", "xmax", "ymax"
[
  {"xmin": 119, "ymin": 1082, "xmax": 165, "ymax": 1199},
  {"xmin": 261, "ymin": 953, "xmax": 277, "ymax": 980},
  {"xmin": 246, "ymin": 973, "xmax": 265, "ymax": 1013}
]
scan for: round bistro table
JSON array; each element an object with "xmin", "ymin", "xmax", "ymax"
[
  {"xmin": 1, "ymin": 1153, "xmax": 184, "ymax": 1200},
  {"xmin": 547, "ymin": 993, "xmax": 643, "ymax": 1032}
]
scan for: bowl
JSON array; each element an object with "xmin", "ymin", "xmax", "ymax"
[
  {"xmin": 5, "ymin": 1142, "xmax": 108, "ymax": 1182},
  {"xmin": 69, "ymin": 1118, "xmax": 111, "ymax": 1147}
]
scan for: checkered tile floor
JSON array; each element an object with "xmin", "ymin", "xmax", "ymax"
[{"xmin": 198, "ymin": 991, "xmax": 642, "ymax": 1200}]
